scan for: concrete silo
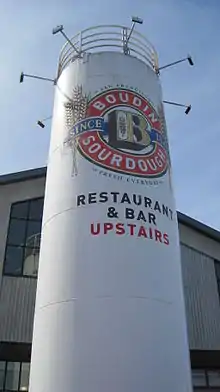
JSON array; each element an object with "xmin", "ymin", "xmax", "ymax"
[{"xmin": 29, "ymin": 23, "xmax": 192, "ymax": 392}]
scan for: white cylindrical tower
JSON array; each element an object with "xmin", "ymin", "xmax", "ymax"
[{"xmin": 29, "ymin": 25, "xmax": 192, "ymax": 392}]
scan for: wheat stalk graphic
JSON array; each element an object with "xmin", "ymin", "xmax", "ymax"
[{"xmin": 64, "ymin": 86, "xmax": 88, "ymax": 176}]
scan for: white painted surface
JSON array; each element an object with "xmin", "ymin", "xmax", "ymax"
[{"xmin": 29, "ymin": 51, "xmax": 192, "ymax": 392}]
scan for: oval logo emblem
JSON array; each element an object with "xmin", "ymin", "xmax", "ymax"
[{"xmin": 68, "ymin": 88, "xmax": 168, "ymax": 178}]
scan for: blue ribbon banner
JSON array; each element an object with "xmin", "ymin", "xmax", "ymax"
[
  {"xmin": 70, "ymin": 117, "xmax": 167, "ymax": 150},
  {"xmin": 150, "ymin": 129, "xmax": 167, "ymax": 149},
  {"xmin": 70, "ymin": 117, "xmax": 107, "ymax": 137}
]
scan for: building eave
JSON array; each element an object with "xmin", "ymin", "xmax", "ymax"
[{"xmin": 0, "ymin": 167, "xmax": 47, "ymax": 185}]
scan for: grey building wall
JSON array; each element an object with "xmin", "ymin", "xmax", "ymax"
[
  {"xmin": 0, "ymin": 276, "xmax": 37, "ymax": 342},
  {"xmin": 179, "ymin": 221, "xmax": 220, "ymax": 350},
  {"xmin": 179, "ymin": 222, "xmax": 220, "ymax": 261},
  {"xmin": 181, "ymin": 243, "xmax": 220, "ymax": 350},
  {"xmin": 0, "ymin": 175, "xmax": 45, "ymax": 343}
]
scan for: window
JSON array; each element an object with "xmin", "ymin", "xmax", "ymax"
[
  {"xmin": 192, "ymin": 369, "xmax": 220, "ymax": 389},
  {"xmin": 19, "ymin": 364, "xmax": 30, "ymax": 391},
  {"xmin": 5, "ymin": 363, "xmax": 20, "ymax": 391},
  {"xmin": 0, "ymin": 362, "xmax": 5, "ymax": 390},
  {"xmin": 4, "ymin": 198, "xmax": 44, "ymax": 278},
  {"xmin": 215, "ymin": 260, "xmax": 220, "ymax": 300},
  {"xmin": 0, "ymin": 362, "xmax": 30, "ymax": 391},
  {"xmin": 208, "ymin": 370, "xmax": 220, "ymax": 387},
  {"xmin": 192, "ymin": 369, "xmax": 207, "ymax": 387}
]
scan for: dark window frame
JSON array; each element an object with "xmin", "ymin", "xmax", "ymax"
[
  {"xmin": 192, "ymin": 368, "xmax": 220, "ymax": 389},
  {"xmin": 0, "ymin": 360, "xmax": 30, "ymax": 391},
  {"xmin": 3, "ymin": 197, "xmax": 44, "ymax": 279},
  {"xmin": 214, "ymin": 260, "xmax": 220, "ymax": 302}
]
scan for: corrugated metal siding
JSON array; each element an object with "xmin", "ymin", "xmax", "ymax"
[
  {"xmin": 1, "ymin": 244, "xmax": 220, "ymax": 348},
  {"xmin": 0, "ymin": 276, "xmax": 37, "ymax": 342},
  {"xmin": 181, "ymin": 244, "xmax": 220, "ymax": 350}
]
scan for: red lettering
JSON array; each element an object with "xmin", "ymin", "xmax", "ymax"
[
  {"xmin": 155, "ymin": 229, "xmax": 162, "ymax": 242},
  {"xmin": 149, "ymin": 227, "xmax": 153, "ymax": 239},
  {"xmin": 127, "ymin": 224, "xmax": 136, "ymax": 235},
  {"xmin": 91, "ymin": 222, "xmax": 169, "ymax": 245},
  {"xmin": 138, "ymin": 226, "xmax": 147, "ymax": 238},
  {"xmin": 91, "ymin": 223, "xmax": 100, "ymax": 235},
  {"xmin": 104, "ymin": 222, "xmax": 114, "ymax": 234},
  {"xmin": 116, "ymin": 223, "xmax": 125, "ymax": 235},
  {"xmin": 163, "ymin": 233, "xmax": 169, "ymax": 245},
  {"xmin": 88, "ymin": 89, "xmax": 161, "ymax": 130}
]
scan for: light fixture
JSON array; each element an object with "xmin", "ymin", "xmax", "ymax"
[
  {"xmin": 163, "ymin": 100, "xmax": 192, "ymax": 115},
  {"xmin": 20, "ymin": 72, "xmax": 24, "ymax": 83},
  {"xmin": 52, "ymin": 25, "xmax": 64, "ymax": 35},
  {"xmin": 158, "ymin": 55, "xmax": 194, "ymax": 72},
  {"xmin": 37, "ymin": 116, "xmax": 52, "ymax": 128},
  {"xmin": 37, "ymin": 121, "xmax": 45, "ymax": 128},
  {"xmin": 131, "ymin": 16, "xmax": 143, "ymax": 24},
  {"xmin": 123, "ymin": 15, "xmax": 144, "ymax": 54},
  {"xmin": 52, "ymin": 24, "xmax": 81, "ymax": 55},
  {"xmin": 185, "ymin": 105, "xmax": 191, "ymax": 114},
  {"xmin": 187, "ymin": 56, "xmax": 194, "ymax": 66},
  {"xmin": 19, "ymin": 72, "xmax": 55, "ymax": 84}
]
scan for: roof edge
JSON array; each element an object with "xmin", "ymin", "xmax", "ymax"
[
  {"xmin": 0, "ymin": 167, "xmax": 46, "ymax": 185},
  {"xmin": 177, "ymin": 211, "xmax": 220, "ymax": 244}
]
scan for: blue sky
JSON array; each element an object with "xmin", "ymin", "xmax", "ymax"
[{"xmin": 0, "ymin": 0, "xmax": 219, "ymax": 229}]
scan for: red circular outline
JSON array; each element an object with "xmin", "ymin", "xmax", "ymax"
[{"xmin": 77, "ymin": 88, "xmax": 168, "ymax": 177}]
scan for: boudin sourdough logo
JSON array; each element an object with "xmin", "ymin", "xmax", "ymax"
[{"xmin": 65, "ymin": 87, "xmax": 168, "ymax": 178}]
